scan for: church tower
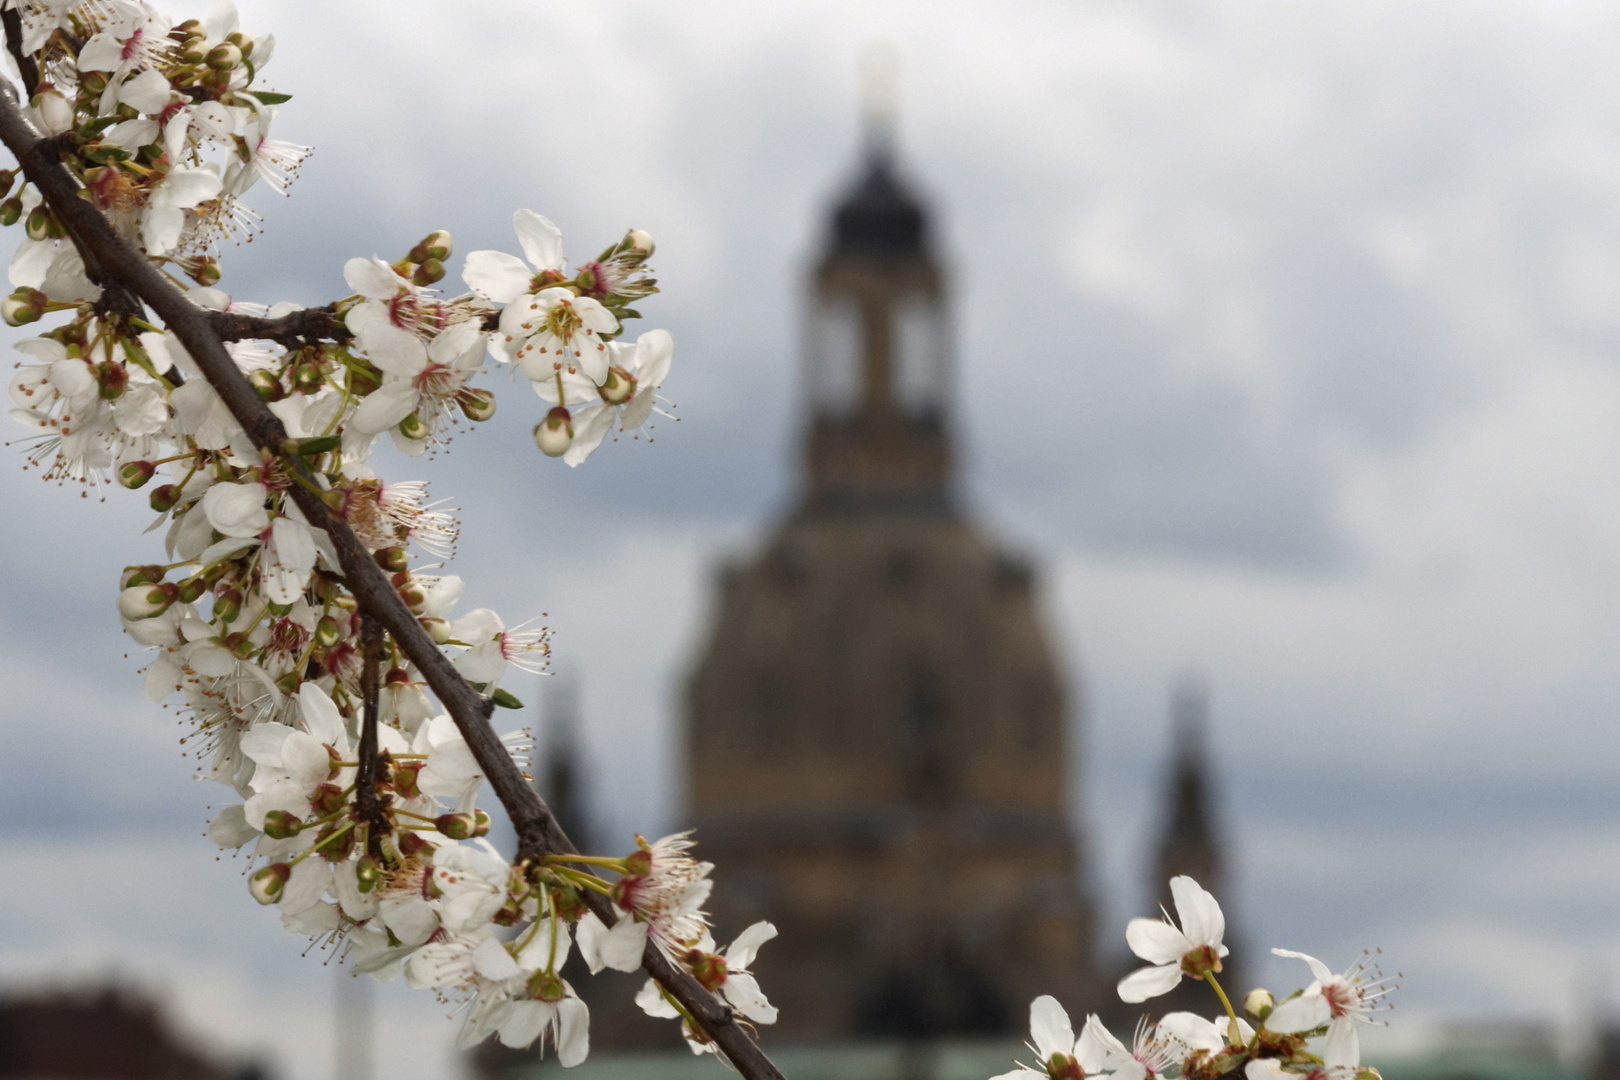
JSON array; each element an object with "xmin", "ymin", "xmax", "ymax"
[{"xmin": 684, "ymin": 95, "xmax": 1099, "ymax": 1042}]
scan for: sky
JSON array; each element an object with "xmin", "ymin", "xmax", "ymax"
[{"xmin": 7, "ymin": 0, "xmax": 1620, "ymax": 1076}]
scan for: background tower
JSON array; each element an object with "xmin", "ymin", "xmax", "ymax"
[{"xmin": 680, "ymin": 99, "xmax": 1100, "ymax": 1043}]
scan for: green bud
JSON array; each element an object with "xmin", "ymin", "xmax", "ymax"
[
  {"xmin": 24, "ymin": 206, "xmax": 51, "ymax": 242},
  {"xmin": 247, "ymin": 369, "xmax": 283, "ymax": 401},
  {"xmin": 96, "ymin": 359, "xmax": 128, "ymax": 400},
  {"xmin": 0, "ymin": 196, "xmax": 20, "ymax": 226},
  {"xmin": 457, "ymin": 387, "xmax": 496, "ymax": 421},
  {"xmin": 374, "ymin": 547, "xmax": 408, "ymax": 573},
  {"xmin": 411, "ymin": 230, "xmax": 453, "ymax": 262},
  {"xmin": 0, "ymin": 170, "xmax": 15, "ymax": 200},
  {"xmin": 534, "ymin": 407, "xmax": 573, "ymax": 457},
  {"xmin": 266, "ymin": 599, "xmax": 293, "ymax": 617},
  {"xmin": 212, "ymin": 588, "xmax": 242, "ymax": 624},
  {"xmin": 149, "ymin": 484, "xmax": 181, "ymax": 513},
  {"xmin": 419, "ymin": 616, "xmax": 451, "ymax": 644},
  {"xmin": 177, "ymin": 576, "xmax": 206, "ymax": 604},
  {"xmin": 314, "ymin": 614, "xmax": 342, "ymax": 647},
  {"xmin": 356, "ymin": 855, "xmax": 380, "ymax": 894},
  {"xmin": 206, "ymin": 42, "xmax": 242, "ymax": 69},
  {"xmin": 262, "ymin": 810, "xmax": 303, "ymax": 840},
  {"xmin": 472, "ymin": 809, "xmax": 491, "ymax": 838},
  {"xmin": 410, "ymin": 258, "xmax": 444, "ymax": 287},
  {"xmin": 249, "ymin": 863, "xmax": 291, "ymax": 904},
  {"xmin": 118, "ymin": 582, "xmax": 177, "ymax": 620},
  {"xmin": 397, "ymin": 412, "xmax": 427, "ymax": 441},
  {"xmin": 435, "ymin": 813, "xmax": 475, "ymax": 841},
  {"xmin": 1244, "ymin": 988, "xmax": 1275, "ymax": 1020},
  {"xmin": 116, "ymin": 460, "xmax": 156, "ymax": 489},
  {"xmin": 120, "ymin": 564, "xmax": 165, "ymax": 589}
]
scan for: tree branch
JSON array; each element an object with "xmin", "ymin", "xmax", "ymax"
[
  {"xmin": 354, "ymin": 613, "xmax": 387, "ymax": 832},
  {"xmin": 2, "ymin": 10, "xmax": 38, "ymax": 100},
  {"xmin": 0, "ymin": 80, "xmax": 785, "ymax": 1080},
  {"xmin": 208, "ymin": 303, "xmax": 349, "ymax": 345}
]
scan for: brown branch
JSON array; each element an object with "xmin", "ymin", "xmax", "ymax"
[
  {"xmin": 208, "ymin": 303, "xmax": 349, "ymax": 346},
  {"xmin": 0, "ymin": 80, "xmax": 786, "ymax": 1080},
  {"xmin": 2, "ymin": 10, "xmax": 39, "ymax": 100},
  {"xmin": 354, "ymin": 613, "xmax": 387, "ymax": 832}
]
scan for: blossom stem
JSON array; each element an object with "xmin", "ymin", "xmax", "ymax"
[
  {"xmin": 550, "ymin": 865, "xmax": 613, "ymax": 896},
  {"xmin": 286, "ymin": 822, "xmax": 356, "ymax": 867},
  {"xmin": 541, "ymin": 854, "xmax": 630, "ymax": 871},
  {"xmin": 1204, "ymin": 972, "xmax": 1241, "ymax": 1044}
]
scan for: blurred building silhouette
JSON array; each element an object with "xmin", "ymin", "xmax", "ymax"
[
  {"xmin": 678, "ymin": 115, "xmax": 1097, "ymax": 1043},
  {"xmin": 0, "ymin": 987, "xmax": 246, "ymax": 1080}
]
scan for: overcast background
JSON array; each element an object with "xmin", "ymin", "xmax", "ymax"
[{"xmin": 6, "ymin": 0, "xmax": 1620, "ymax": 1077}]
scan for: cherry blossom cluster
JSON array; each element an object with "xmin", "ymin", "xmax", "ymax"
[
  {"xmin": 994, "ymin": 877, "xmax": 1396, "ymax": 1080},
  {"xmin": 0, "ymin": 0, "xmax": 740, "ymax": 1067}
]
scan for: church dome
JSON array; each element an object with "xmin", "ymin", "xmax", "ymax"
[{"xmin": 830, "ymin": 152, "xmax": 930, "ymax": 255}]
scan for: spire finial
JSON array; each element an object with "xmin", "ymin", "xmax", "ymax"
[{"xmin": 860, "ymin": 41, "xmax": 900, "ymax": 164}]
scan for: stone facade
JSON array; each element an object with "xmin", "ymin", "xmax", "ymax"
[{"xmin": 681, "ymin": 135, "xmax": 1099, "ymax": 1042}]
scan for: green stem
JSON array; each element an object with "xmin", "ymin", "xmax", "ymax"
[{"xmin": 1205, "ymin": 971, "xmax": 1241, "ymax": 1044}]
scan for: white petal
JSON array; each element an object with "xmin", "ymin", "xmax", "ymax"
[
  {"xmin": 1170, "ymin": 876, "xmax": 1224, "ymax": 948},
  {"xmin": 1264, "ymin": 991, "xmax": 1331, "ymax": 1035},
  {"xmin": 352, "ymin": 380, "xmax": 419, "ymax": 434},
  {"xmin": 619, "ymin": 386, "xmax": 657, "ymax": 430},
  {"xmin": 1116, "ymin": 962, "xmax": 1183, "ymax": 1003},
  {"xmin": 513, "ymin": 209, "xmax": 564, "ymax": 272},
  {"xmin": 472, "ymin": 936, "xmax": 519, "ymax": 981},
  {"xmin": 598, "ymin": 914, "xmax": 648, "ymax": 972},
  {"xmin": 1077, "ymin": 1013, "xmax": 1124, "ymax": 1070},
  {"xmin": 462, "ymin": 249, "xmax": 534, "ymax": 304},
  {"xmin": 496, "ymin": 1000, "xmax": 548, "ymax": 1050},
  {"xmin": 347, "ymin": 301, "xmax": 427, "ymax": 376},
  {"xmin": 280, "ymin": 857, "xmax": 331, "ymax": 915},
  {"xmin": 1324, "ymin": 1018, "xmax": 1360, "ymax": 1067},
  {"xmin": 635, "ymin": 977, "xmax": 679, "ymax": 1018},
  {"xmin": 202, "ymin": 481, "xmax": 268, "ymax": 537},
  {"xmin": 555, "ymin": 997, "xmax": 590, "ymax": 1067},
  {"xmin": 562, "ymin": 405, "xmax": 613, "ymax": 467},
  {"xmin": 1271, "ymin": 948, "xmax": 1334, "ymax": 984},
  {"xmin": 119, "ymin": 68, "xmax": 172, "ymax": 114},
  {"xmin": 724, "ymin": 921, "xmax": 777, "ymax": 972},
  {"xmin": 723, "ymin": 972, "xmax": 776, "ymax": 1024},
  {"xmin": 1029, "ymin": 995, "xmax": 1074, "ymax": 1060},
  {"xmin": 343, "ymin": 256, "xmax": 406, "ymax": 300},
  {"xmin": 380, "ymin": 897, "xmax": 439, "ymax": 948},
  {"xmin": 634, "ymin": 328, "xmax": 674, "ymax": 386},
  {"xmin": 1125, "ymin": 917, "xmax": 1191, "ymax": 965},
  {"xmin": 207, "ymin": 804, "xmax": 256, "ymax": 848},
  {"xmin": 76, "ymin": 32, "xmax": 124, "ymax": 71},
  {"xmin": 1157, "ymin": 1012, "xmax": 1223, "ymax": 1053},
  {"xmin": 281, "ymin": 730, "xmax": 331, "ymax": 789}
]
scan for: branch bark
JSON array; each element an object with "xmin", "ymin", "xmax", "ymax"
[{"xmin": 0, "ymin": 81, "xmax": 785, "ymax": 1080}]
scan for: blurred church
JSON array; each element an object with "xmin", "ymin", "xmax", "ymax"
[{"xmin": 506, "ymin": 84, "xmax": 1240, "ymax": 1060}]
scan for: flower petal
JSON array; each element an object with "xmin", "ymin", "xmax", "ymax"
[
  {"xmin": 1125, "ymin": 917, "xmax": 1191, "ymax": 965},
  {"xmin": 1170, "ymin": 875, "xmax": 1224, "ymax": 948},
  {"xmin": 513, "ymin": 209, "xmax": 564, "ymax": 272},
  {"xmin": 1117, "ymin": 962, "xmax": 1183, "ymax": 1003},
  {"xmin": 462, "ymin": 249, "xmax": 533, "ymax": 305},
  {"xmin": 1264, "ymin": 991, "xmax": 1331, "ymax": 1035},
  {"xmin": 1029, "ymin": 994, "xmax": 1074, "ymax": 1060}
]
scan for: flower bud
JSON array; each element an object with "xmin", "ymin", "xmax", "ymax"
[
  {"xmin": 384, "ymin": 666, "xmax": 411, "ymax": 687},
  {"xmin": 1046, "ymin": 1053, "xmax": 1084, "ymax": 1080},
  {"xmin": 32, "ymin": 88, "xmax": 73, "ymax": 135},
  {"xmin": 435, "ymin": 813, "xmax": 475, "ymax": 840},
  {"xmin": 149, "ymin": 484, "xmax": 181, "ymax": 513},
  {"xmin": 2, "ymin": 295, "xmax": 37, "ymax": 326},
  {"xmin": 310, "ymin": 783, "xmax": 346, "ymax": 818},
  {"xmin": 262, "ymin": 810, "xmax": 303, "ymax": 839},
  {"xmin": 534, "ymin": 407, "xmax": 573, "ymax": 457},
  {"xmin": 249, "ymin": 863, "xmax": 291, "ymax": 904},
  {"xmin": 179, "ymin": 39, "xmax": 206, "ymax": 65},
  {"xmin": 206, "ymin": 42, "xmax": 242, "ymax": 69},
  {"xmin": 119, "ymin": 582, "xmax": 177, "ymax": 620},
  {"xmin": 0, "ymin": 196, "xmax": 21, "ymax": 226},
  {"xmin": 314, "ymin": 614, "xmax": 342, "ymax": 647},
  {"xmin": 222, "ymin": 631, "xmax": 257, "ymax": 660},
  {"xmin": 247, "ymin": 369, "xmax": 283, "ymax": 401},
  {"xmin": 419, "ymin": 616, "xmax": 452, "ymax": 644},
  {"xmin": 472, "ymin": 809, "xmax": 491, "ymax": 838},
  {"xmin": 116, "ymin": 460, "xmax": 156, "ymax": 489},
  {"xmin": 226, "ymin": 31, "xmax": 254, "ymax": 58},
  {"xmin": 456, "ymin": 387, "xmax": 496, "ymax": 421},
  {"xmin": 120, "ymin": 564, "xmax": 164, "ymax": 589},
  {"xmin": 96, "ymin": 359, "xmax": 128, "ymax": 400},
  {"xmin": 626, "ymin": 229, "xmax": 654, "ymax": 257},
  {"xmin": 291, "ymin": 360, "xmax": 324, "ymax": 394},
  {"xmin": 177, "ymin": 576, "xmax": 206, "ymax": 604},
  {"xmin": 1244, "ymin": 988, "xmax": 1274, "ymax": 1019},
  {"xmin": 346, "ymin": 362, "xmax": 381, "ymax": 397},
  {"xmin": 397, "ymin": 411, "xmax": 428, "ymax": 441},
  {"xmin": 24, "ymin": 206, "xmax": 51, "ymax": 242},
  {"xmin": 374, "ymin": 546, "xmax": 408, "ymax": 573},
  {"xmin": 411, "ymin": 230, "xmax": 452, "ymax": 262},
  {"xmin": 0, "ymin": 170, "xmax": 14, "ymax": 200},
  {"xmin": 356, "ymin": 855, "xmax": 380, "ymax": 894},
  {"xmin": 212, "ymin": 588, "xmax": 241, "ymax": 624},
  {"xmin": 599, "ymin": 366, "xmax": 636, "ymax": 405},
  {"xmin": 410, "ymin": 258, "xmax": 444, "ymax": 287}
]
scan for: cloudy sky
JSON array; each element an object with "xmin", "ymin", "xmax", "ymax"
[{"xmin": 7, "ymin": 0, "xmax": 1620, "ymax": 1076}]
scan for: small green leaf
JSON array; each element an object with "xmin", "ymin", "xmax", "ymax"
[
  {"xmin": 490, "ymin": 687, "xmax": 524, "ymax": 710},
  {"xmin": 248, "ymin": 90, "xmax": 292, "ymax": 105},
  {"xmin": 290, "ymin": 434, "xmax": 341, "ymax": 456}
]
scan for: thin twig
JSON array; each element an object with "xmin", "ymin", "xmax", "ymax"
[
  {"xmin": 354, "ymin": 613, "xmax": 386, "ymax": 831},
  {"xmin": 0, "ymin": 72, "xmax": 785, "ymax": 1080}
]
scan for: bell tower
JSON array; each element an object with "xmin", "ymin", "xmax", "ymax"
[{"xmin": 677, "ymin": 81, "xmax": 1101, "ymax": 1045}]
